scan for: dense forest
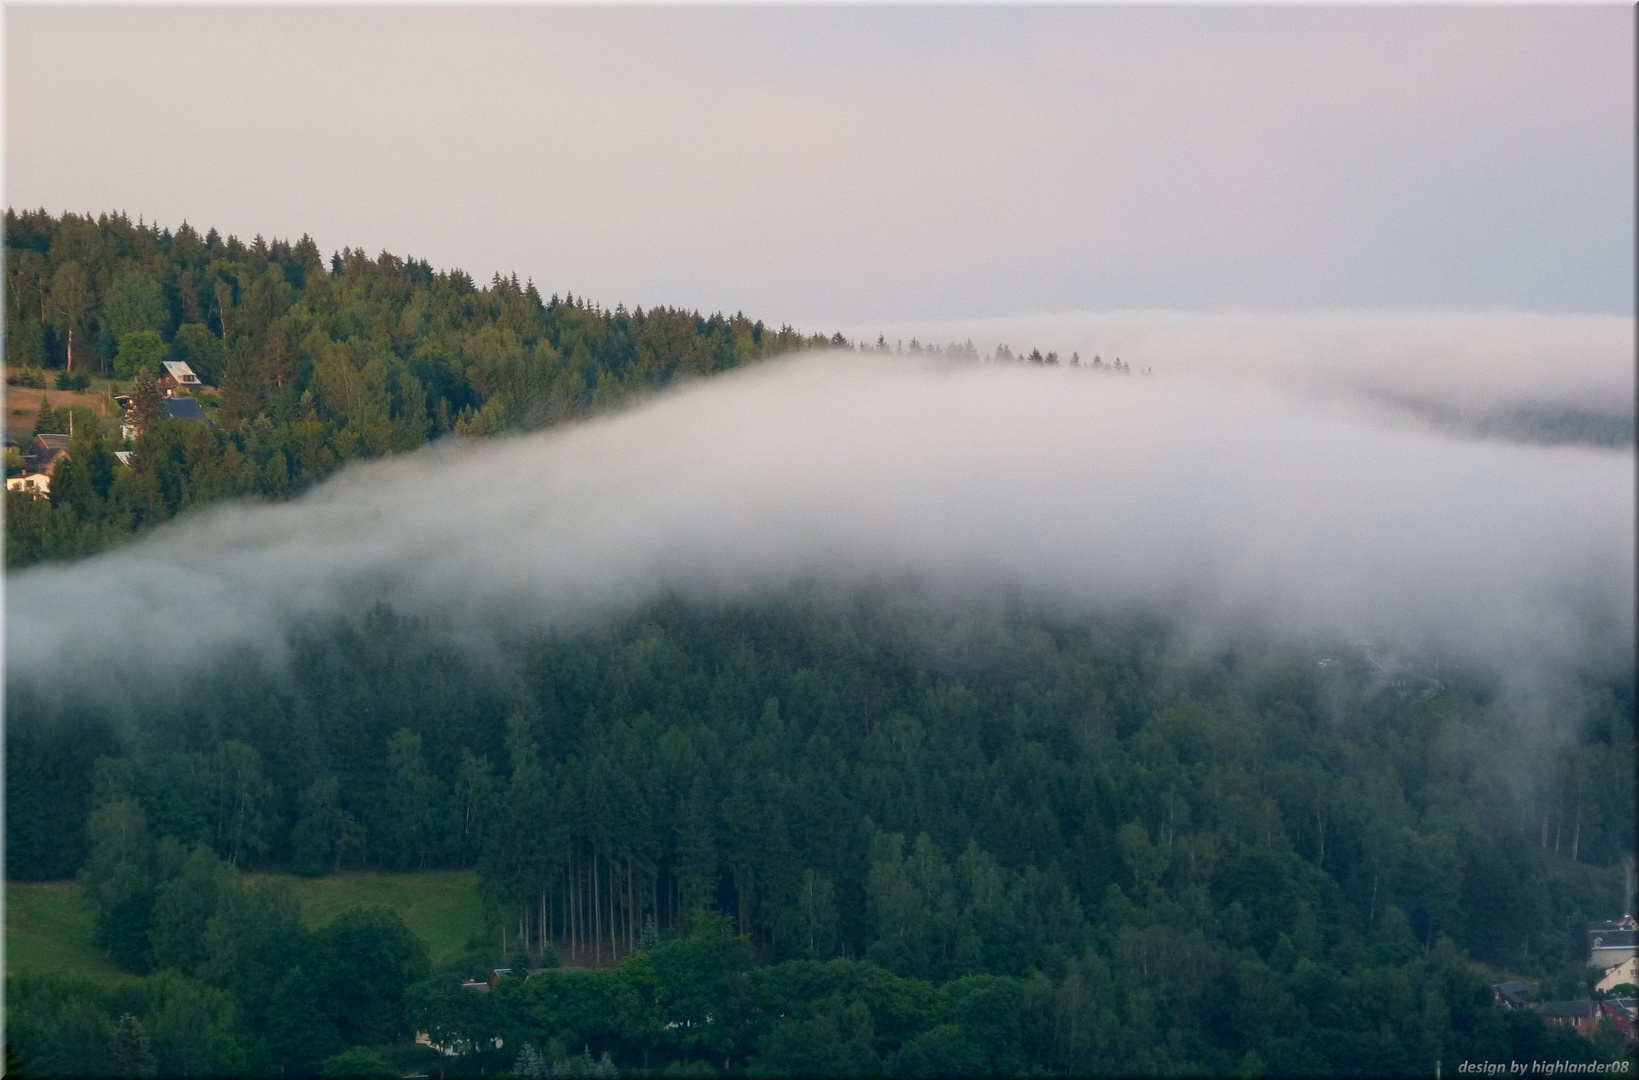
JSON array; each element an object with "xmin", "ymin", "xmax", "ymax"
[
  {"xmin": 5, "ymin": 210, "xmax": 1634, "ymax": 1077},
  {"xmin": 6, "ymin": 592, "xmax": 1634, "ymax": 1075},
  {"xmin": 2, "ymin": 209, "xmax": 852, "ymax": 567}
]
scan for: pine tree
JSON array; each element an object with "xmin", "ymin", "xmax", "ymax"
[
  {"xmin": 517, "ymin": 1043, "xmax": 548, "ymax": 1079},
  {"xmin": 128, "ymin": 370, "xmax": 164, "ymax": 440},
  {"xmin": 32, "ymin": 395, "xmax": 62, "ymax": 435},
  {"xmin": 112, "ymin": 1013, "xmax": 157, "ymax": 1078},
  {"xmin": 638, "ymin": 912, "xmax": 659, "ymax": 953}
]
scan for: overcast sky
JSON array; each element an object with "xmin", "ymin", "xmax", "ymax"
[{"xmin": 5, "ymin": 5, "xmax": 1634, "ymax": 326}]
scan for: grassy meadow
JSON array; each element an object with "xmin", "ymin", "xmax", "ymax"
[{"xmin": 6, "ymin": 869, "xmax": 488, "ymax": 984}]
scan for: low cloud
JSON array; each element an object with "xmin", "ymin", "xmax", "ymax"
[
  {"xmin": 6, "ymin": 350, "xmax": 1631, "ymax": 709},
  {"xmin": 839, "ymin": 309, "xmax": 1636, "ymax": 429}
]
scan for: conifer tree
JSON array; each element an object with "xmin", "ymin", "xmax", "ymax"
[
  {"xmin": 112, "ymin": 1013, "xmax": 157, "ymax": 1078},
  {"xmin": 128, "ymin": 369, "xmax": 164, "ymax": 440}
]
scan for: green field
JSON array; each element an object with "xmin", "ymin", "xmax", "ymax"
[
  {"xmin": 6, "ymin": 869, "xmax": 488, "ymax": 984},
  {"xmin": 261, "ymin": 868, "xmax": 490, "ymax": 967},
  {"xmin": 5, "ymin": 880, "xmax": 141, "ymax": 986}
]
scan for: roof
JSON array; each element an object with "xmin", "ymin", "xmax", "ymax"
[
  {"xmin": 112, "ymin": 451, "xmax": 134, "ymax": 467},
  {"xmin": 162, "ymin": 398, "xmax": 208, "ymax": 422},
  {"xmin": 1605, "ymin": 999, "xmax": 1638, "ymax": 1021},
  {"xmin": 27, "ymin": 433, "xmax": 70, "ymax": 468},
  {"xmin": 30, "ymin": 433, "xmax": 69, "ymax": 453},
  {"xmin": 1493, "ymin": 982, "xmax": 1530, "ymax": 1006},
  {"xmin": 1537, "ymin": 1000, "xmax": 1597, "ymax": 1019},
  {"xmin": 162, "ymin": 360, "xmax": 201, "ymax": 384},
  {"xmin": 1590, "ymin": 930, "xmax": 1637, "ymax": 950}
]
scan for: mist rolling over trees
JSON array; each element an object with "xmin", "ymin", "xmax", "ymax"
[
  {"xmin": 6, "ymin": 258, "xmax": 1635, "ymax": 1073},
  {"xmin": 7, "ymin": 2, "xmax": 1634, "ymax": 1072},
  {"xmin": 838, "ymin": 309, "xmax": 1636, "ymax": 443},
  {"xmin": 7, "ymin": 351, "xmax": 1634, "ymax": 694}
]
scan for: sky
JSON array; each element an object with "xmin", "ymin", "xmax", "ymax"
[{"xmin": 5, "ymin": 4, "xmax": 1635, "ymax": 326}]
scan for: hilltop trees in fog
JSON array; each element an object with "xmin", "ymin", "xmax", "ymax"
[
  {"xmin": 5, "ymin": 209, "xmax": 1143, "ymax": 570},
  {"xmin": 3, "ymin": 209, "xmax": 843, "ymax": 567}
]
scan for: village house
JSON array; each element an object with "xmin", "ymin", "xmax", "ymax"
[
  {"xmin": 6, "ymin": 471, "xmax": 51, "ymax": 496},
  {"xmin": 1597, "ymin": 955, "xmax": 1639, "ymax": 994},
  {"xmin": 157, "ymin": 360, "xmax": 204, "ymax": 395},
  {"xmin": 1599, "ymin": 998, "xmax": 1637, "ymax": 1045},
  {"xmin": 24, "ymin": 433, "xmax": 70, "ymax": 474},
  {"xmin": 120, "ymin": 395, "xmax": 209, "ymax": 440},
  {"xmin": 1588, "ymin": 915, "xmax": 1637, "ymax": 969},
  {"xmin": 163, "ymin": 397, "xmax": 208, "ymax": 422},
  {"xmin": 1536, "ymin": 1000, "xmax": 1600, "ymax": 1040}
]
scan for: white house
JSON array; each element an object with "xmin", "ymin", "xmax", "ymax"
[
  {"xmin": 1598, "ymin": 955, "xmax": 1639, "ymax": 994},
  {"xmin": 5, "ymin": 472, "xmax": 50, "ymax": 496},
  {"xmin": 1588, "ymin": 916, "xmax": 1637, "ymax": 969}
]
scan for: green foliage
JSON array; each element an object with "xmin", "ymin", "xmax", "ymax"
[
  {"xmin": 167, "ymin": 322, "xmax": 225, "ymax": 385},
  {"xmin": 5, "ymin": 973, "xmax": 251, "ymax": 1078},
  {"xmin": 77, "ymin": 797, "xmax": 159, "ymax": 973},
  {"xmin": 4, "ymin": 208, "xmax": 847, "ymax": 568},
  {"xmin": 114, "ymin": 329, "xmax": 167, "ymax": 379},
  {"xmin": 103, "ymin": 272, "xmax": 167, "ymax": 339},
  {"xmin": 310, "ymin": 905, "xmax": 430, "ymax": 1045},
  {"xmin": 6, "ymin": 582, "xmax": 1635, "ymax": 1074},
  {"xmin": 148, "ymin": 843, "xmax": 232, "ymax": 976},
  {"xmin": 319, "ymin": 1045, "xmax": 396, "ymax": 1078}
]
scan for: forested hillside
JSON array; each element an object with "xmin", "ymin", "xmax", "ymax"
[
  {"xmin": 7, "ymin": 593, "xmax": 1633, "ymax": 1074},
  {"xmin": 3, "ymin": 209, "xmax": 846, "ymax": 567},
  {"xmin": 5, "ymin": 210, "xmax": 1634, "ymax": 1076}
]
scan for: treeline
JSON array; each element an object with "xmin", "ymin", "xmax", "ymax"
[
  {"xmin": 7, "ymin": 593, "xmax": 1633, "ymax": 1074},
  {"xmin": 2, "ymin": 208, "xmax": 847, "ymax": 567},
  {"xmin": 4, "ymin": 210, "xmax": 1149, "ymax": 571}
]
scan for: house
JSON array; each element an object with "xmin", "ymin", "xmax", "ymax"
[
  {"xmin": 158, "ymin": 360, "xmax": 203, "ymax": 395},
  {"xmin": 1588, "ymin": 915, "xmax": 1637, "ymax": 969},
  {"xmin": 1536, "ymin": 1000, "xmax": 1600, "ymax": 1040},
  {"xmin": 24, "ymin": 433, "xmax": 69, "ymax": 474},
  {"xmin": 1597, "ymin": 955, "xmax": 1639, "ymax": 994},
  {"xmin": 1600, "ymin": 998, "xmax": 1637, "ymax": 1045},
  {"xmin": 461, "ymin": 979, "xmax": 491, "ymax": 993},
  {"xmin": 1492, "ymin": 982, "xmax": 1530, "ymax": 1009},
  {"xmin": 122, "ymin": 397, "xmax": 209, "ymax": 440},
  {"xmin": 163, "ymin": 397, "xmax": 208, "ymax": 423},
  {"xmin": 6, "ymin": 472, "xmax": 50, "ymax": 496}
]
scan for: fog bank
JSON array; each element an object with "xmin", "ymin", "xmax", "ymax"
[
  {"xmin": 6, "ymin": 353, "xmax": 1631, "ymax": 703},
  {"xmin": 837, "ymin": 310, "xmax": 1636, "ymax": 432}
]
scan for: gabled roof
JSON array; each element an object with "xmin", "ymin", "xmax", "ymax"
[
  {"xmin": 1537, "ymin": 1000, "xmax": 1597, "ymax": 1018},
  {"xmin": 162, "ymin": 360, "xmax": 201, "ymax": 384},
  {"xmin": 30, "ymin": 433, "xmax": 69, "ymax": 452},
  {"xmin": 162, "ymin": 398, "xmax": 208, "ymax": 422},
  {"xmin": 28, "ymin": 433, "xmax": 70, "ymax": 468}
]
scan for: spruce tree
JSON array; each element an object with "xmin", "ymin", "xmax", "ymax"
[
  {"xmin": 112, "ymin": 1013, "xmax": 157, "ymax": 1078},
  {"xmin": 128, "ymin": 369, "xmax": 164, "ymax": 440}
]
